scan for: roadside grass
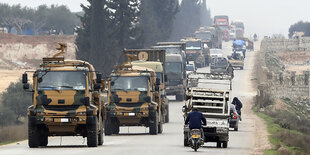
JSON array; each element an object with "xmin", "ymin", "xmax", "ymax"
[
  {"xmin": 0, "ymin": 124, "xmax": 27, "ymax": 146},
  {"xmin": 253, "ymin": 106, "xmax": 308, "ymax": 155}
]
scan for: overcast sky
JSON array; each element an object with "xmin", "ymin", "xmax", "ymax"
[{"xmin": 1, "ymin": 0, "xmax": 309, "ymax": 37}]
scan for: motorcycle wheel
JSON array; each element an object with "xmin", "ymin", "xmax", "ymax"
[{"xmin": 194, "ymin": 141, "xmax": 198, "ymax": 152}]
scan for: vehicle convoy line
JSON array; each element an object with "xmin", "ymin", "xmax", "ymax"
[{"xmin": 0, "ymin": 41, "xmax": 260, "ymax": 155}]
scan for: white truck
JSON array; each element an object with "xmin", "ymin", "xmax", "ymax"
[{"xmin": 183, "ymin": 73, "xmax": 232, "ymax": 148}]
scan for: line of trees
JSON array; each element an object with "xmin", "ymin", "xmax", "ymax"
[
  {"xmin": 76, "ymin": 0, "xmax": 212, "ymax": 76},
  {"xmin": 288, "ymin": 21, "xmax": 310, "ymax": 38},
  {"xmin": 0, "ymin": 3, "xmax": 80, "ymax": 35}
]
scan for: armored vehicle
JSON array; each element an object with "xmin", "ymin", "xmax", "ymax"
[
  {"xmin": 105, "ymin": 56, "xmax": 163, "ymax": 135},
  {"xmin": 22, "ymin": 43, "xmax": 104, "ymax": 147}
]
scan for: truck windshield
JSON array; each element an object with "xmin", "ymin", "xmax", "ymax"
[
  {"xmin": 186, "ymin": 41, "xmax": 201, "ymax": 48},
  {"xmin": 166, "ymin": 62, "xmax": 182, "ymax": 74},
  {"xmin": 195, "ymin": 33, "xmax": 211, "ymax": 40},
  {"xmin": 186, "ymin": 65, "xmax": 194, "ymax": 71},
  {"xmin": 111, "ymin": 76, "xmax": 148, "ymax": 91},
  {"xmin": 218, "ymin": 26, "xmax": 229, "ymax": 31},
  {"xmin": 166, "ymin": 47, "xmax": 181, "ymax": 54},
  {"xmin": 212, "ymin": 58, "xmax": 228, "ymax": 67},
  {"xmin": 37, "ymin": 71, "xmax": 87, "ymax": 90}
]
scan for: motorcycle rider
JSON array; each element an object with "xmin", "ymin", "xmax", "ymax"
[
  {"xmin": 232, "ymin": 97, "xmax": 243, "ymax": 121},
  {"xmin": 185, "ymin": 108, "xmax": 206, "ymax": 129}
]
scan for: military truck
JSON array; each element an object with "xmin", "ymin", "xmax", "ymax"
[
  {"xmin": 165, "ymin": 54, "xmax": 186, "ymax": 101},
  {"xmin": 228, "ymin": 51, "xmax": 244, "ymax": 70},
  {"xmin": 104, "ymin": 56, "xmax": 163, "ymax": 135},
  {"xmin": 195, "ymin": 26, "xmax": 222, "ymax": 49},
  {"xmin": 181, "ymin": 38, "xmax": 206, "ymax": 68},
  {"xmin": 22, "ymin": 43, "xmax": 104, "ymax": 148},
  {"xmin": 122, "ymin": 49, "xmax": 169, "ymax": 123},
  {"xmin": 183, "ymin": 73, "xmax": 232, "ymax": 148}
]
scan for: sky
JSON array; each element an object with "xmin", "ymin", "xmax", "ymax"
[{"xmin": 1, "ymin": 0, "xmax": 309, "ymax": 38}]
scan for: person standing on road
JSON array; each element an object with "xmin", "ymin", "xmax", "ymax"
[
  {"xmin": 232, "ymin": 97, "xmax": 243, "ymax": 121},
  {"xmin": 185, "ymin": 108, "xmax": 206, "ymax": 129}
]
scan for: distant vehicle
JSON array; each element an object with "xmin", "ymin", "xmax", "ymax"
[
  {"xmin": 229, "ymin": 25, "xmax": 236, "ymax": 40},
  {"xmin": 186, "ymin": 63, "xmax": 196, "ymax": 75},
  {"xmin": 231, "ymin": 21, "xmax": 245, "ymax": 38},
  {"xmin": 210, "ymin": 49, "xmax": 223, "ymax": 58},
  {"xmin": 229, "ymin": 104, "xmax": 240, "ymax": 131},
  {"xmin": 210, "ymin": 56, "xmax": 230, "ymax": 74},
  {"xmin": 214, "ymin": 15, "xmax": 230, "ymax": 42}
]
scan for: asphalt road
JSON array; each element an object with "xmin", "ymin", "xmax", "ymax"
[{"xmin": 0, "ymin": 41, "xmax": 259, "ymax": 155}]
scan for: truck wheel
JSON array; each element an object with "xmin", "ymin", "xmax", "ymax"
[
  {"xmin": 112, "ymin": 121, "xmax": 120, "ymax": 134},
  {"xmin": 223, "ymin": 141, "xmax": 228, "ymax": 148},
  {"xmin": 234, "ymin": 127, "xmax": 238, "ymax": 131},
  {"xmin": 28, "ymin": 118, "xmax": 39, "ymax": 148},
  {"xmin": 87, "ymin": 117, "xmax": 98, "ymax": 147},
  {"xmin": 104, "ymin": 114, "xmax": 112, "ymax": 135},
  {"xmin": 158, "ymin": 121, "xmax": 163, "ymax": 134},
  {"xmin": 149, "ymin": 111, "xmax": 158, "ymax": 135},
  {"xmin": 216, "ymin": 142, "xmax": 221, "ymax": 148},
  {"xmin": 98, "ymin": 119, "xmax": 104, "ymax": 145},
  {"xmin": 164, "ymin": 104, "xmax": 169, "ymax": 123},
  {"xmin": 39, "ymin": 134, "xmax": 48, "ymax": 147}
]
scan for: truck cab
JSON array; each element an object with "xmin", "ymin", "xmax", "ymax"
[{"xmin": 23, "ymin": 43, "xmax": 104, "ymax": 148}]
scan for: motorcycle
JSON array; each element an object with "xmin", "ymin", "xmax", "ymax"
[{"xmin": 189, "ymin": 129, "xmax": 204, "ymax": 151}]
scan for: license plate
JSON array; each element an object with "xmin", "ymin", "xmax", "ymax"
[
  {"xmin": 61, "ymin": 118, "xmax": 69, "ymax": 122},
  {"xmin": 128, "ymin": 113, "xmax": 135, "ymax": 116},
  {"xmin": 192, "ymin": 135, "xmax": 199, "ymax": 138}
]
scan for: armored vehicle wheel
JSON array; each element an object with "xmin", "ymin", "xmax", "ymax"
[
  {"xmin": 216, "ymin": 142, "xmax": 221, "ymax": 148},
  {"xmin": 39, "ymin": 135, "xmax": 48, "ymax": 146},
  {"xmin": 149, "ymin": 111, "xmax": 158, "ymax": 135},
  {"xmin": 112, "ymin": 122, "xmax": 120, "ymax": 134},
  {"xmin": 87, "ymin": 117, "xmax": 98, "ymax": 147},
  {"xmin": 98, "ymin": 123, "xmax": 104, "ymax": 145},
  {"xmin": 104, "ymin": 115, "xmax": 112, "ymax": 135},
  {"xmin": 158, "ymin": 116, "xmax": 163, "ymax": 134},
  {"xmin": 28, "ymin": 118, "xmax": 39, "ymax": 148},
  {"xmin": 223, "ymin": 141, "xmax": 228, "ymax": 148},
  {"xmin": 164, "ymin": 104, "xmax": 169, "ymax": 123}
]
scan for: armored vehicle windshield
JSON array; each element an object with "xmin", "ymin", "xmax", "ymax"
[
  {"xmin": 37, "ymin": 71, "xmax": 87, "ymax": 90},
  {"xmin": 111, "ymin": 76, "xmax": 148, "ymax": 91}
]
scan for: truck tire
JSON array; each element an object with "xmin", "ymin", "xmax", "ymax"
[
  {"xmin": 216, "ymin": 142, "xmax": 221, "ymax": 148},
  {"xmin": 158, "ymin": 121, "xmax": 163, "ymax": 134},
  {"xmin": 223, "ymin": 141, "xmax": 228, "ymax": 148},
  {"xmin": 112, "ymin": 121, "xmax": 120, "ymax": 134},
  {"xmin": 98, "ymin": 130, "xmax": 103, "ymax": 145},
  {"xmin": 164, "ymin": 104, "xmax": 169, "ymax": 123},
  {"xmin": 104, "ymin": 114, "xmax": 112, "ymax": 135},
  {"xmin": 28, "ymin": 118, "xmax": 39, "ymax": 148},
  {"xmin": 87, "ymin": 117, "xmax": 98, "ymax": 147},
  {"xmin": 149, "ymin": 111, "xmax": 158, "ymax": 135},
  {"xmin": 234, "ymin": 127, "xmax": 238, "ymax": 131},
  {"xmin": 39, "ymin": 135, "xmax": 48, "ymax": 147}
]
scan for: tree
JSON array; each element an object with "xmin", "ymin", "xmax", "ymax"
[
  {"xmin": 1, "ymin": 80, "xmax": 32, "ymax": 123},
  {"xmin": 200, "ymin": 0, "xmax": 212, "ymax": 26},
  {"xmin": 170, "ymin": 0, "xmax": 211, "ymax": 41},
  {"xmin": 288, "ymin": 21, "xmax": 310, "ymax": 38},
  {"xmin": 140, "ymin": 0, "xmax": 178, "ymax": 47}
]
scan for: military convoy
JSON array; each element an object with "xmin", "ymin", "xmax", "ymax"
[{"xmin": 23, "ymin": 43, "xmax": 104, "ymax": 147}]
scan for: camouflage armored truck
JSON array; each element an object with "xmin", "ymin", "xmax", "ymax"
[
  {"xmin": 123, "ymin": 49, "xmax": 169, "ymax": 123},
  {"xmin": 22, "ymin": 43, "xmax": 104, "ymax": 147},
  {"xmin": 104, "ymin": 56, "xmax": 163, "ymax": 135}
]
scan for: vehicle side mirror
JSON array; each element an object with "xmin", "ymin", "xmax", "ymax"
[
  {"xmin": 94, "ymin": 83, "xmax": 101, "ymax": 91},
  {"xmin": 22, "ymin": 73, "xmax": 28, "ymax": 84},
  {"xmin": 23, "ymin": 83, "xmax": 30, "ymax": 90},
  {"xmin": 155, "ymin": 85, "xmax": 159, "ymax": 91},
  {"xmin": 156, "ymin": 78, "xmax": 160, "ymax": 85},
  {"xmin": 96, "ymin": 73, "xmax": 102, "ymax": 83}
]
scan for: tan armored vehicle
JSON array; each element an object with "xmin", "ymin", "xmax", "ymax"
[
  {"xmin": 105, "ymin": 55, "xmax": 163, "ymax": 135},
  {"xmin": 181, "ymin": 37, "xmax": 206, "ymax": 68},
  {"xmin": 22, "ymin": 43, "xmax": 104, "ymax": 147}
]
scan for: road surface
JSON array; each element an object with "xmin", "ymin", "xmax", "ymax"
[{"xmin": 0, "ymin": 41, "xmax": 262, "ymax": 155}]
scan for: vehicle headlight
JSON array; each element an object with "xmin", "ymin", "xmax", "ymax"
[{"xmin": 77, "ymin": 112, "xmax": 86, "ymax": 116}]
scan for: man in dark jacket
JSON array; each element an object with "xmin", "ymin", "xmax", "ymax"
[
  {"xmin": 185, "ymin": 108, "xmax": 206, "ymax": 129},
  {"xmin": 232, "ymin": 97, "xmax": 243, "ymax": 120}
]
